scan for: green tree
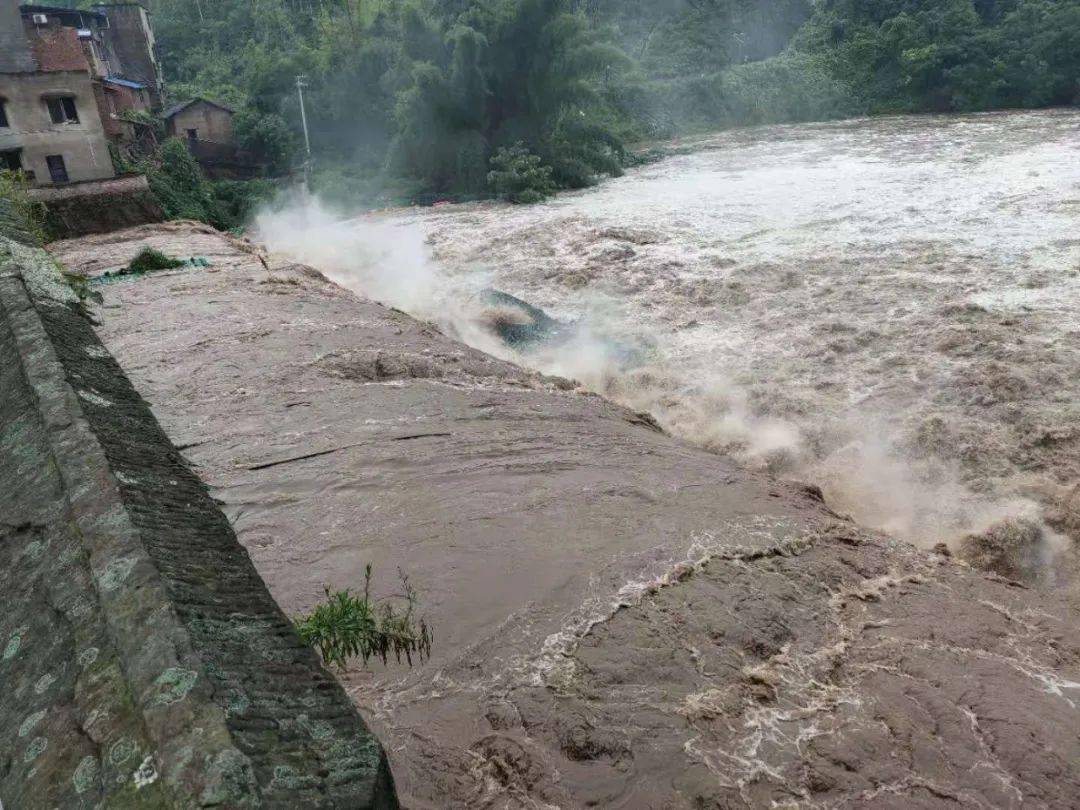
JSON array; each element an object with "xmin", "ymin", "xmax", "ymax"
[
  {"xmin": 487, "ymin": 141, "xmax": 556, "ymax": 202},
  {"xmin": 138, "ymin": 0, "xmax": 1079, "ymax": 215},
  {"xmin": 234, "ymin": 111, "xmax": 298, "ymax": 175},
  {"xmin": 793, "ymin": 0, "xmax": 1080, "ymax": 112}
]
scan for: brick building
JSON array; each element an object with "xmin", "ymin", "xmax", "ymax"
[{"xmin": 0, "ymin": 1, "xmax": 162, "ymax": 185}]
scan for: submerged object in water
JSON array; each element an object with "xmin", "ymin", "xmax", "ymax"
[
  {"xmin": 473, "ymin": 288, "xmax": 648, "ymax": 369},
  {"xmin": 477, "ymin": 288, "xmax": 571, "ymax": 349}
]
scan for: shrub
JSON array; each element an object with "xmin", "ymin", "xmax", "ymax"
[
  {"xmin": 140, "ymin": 139, "xmax": 279, "ymax": 230},
  {"xmin": 144, "ymin": 138, "xmax": 221, "ymax": 224},
  {"xmin": 117, "ymin": 108, "xmax": 166, "ymax": 139},
  {"xmin": 127, "ymin": 247, "xmax": 185, "ymax": 274},
  {"xmin": 209, "ymin": 178, "xmax": 279, "ymax": 227},
  {"xmin": 0, "ymin": 170, "xmax": 48, "ymax": 244},
  {"xmin": 234, "ymin": 110, "xmax": 298, "ymax": 175},
  {"xmin": 295, "ymin": 564, "xmax": 433, "ymax": 669},
  {"xmin": 487, "ymin": 142, "xmax": 557, "ymax": 204}
]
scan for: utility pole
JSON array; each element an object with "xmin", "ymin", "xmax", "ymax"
[{"xmin": 295, "ymin": 74, "xmax": 312, "ymax": 194}]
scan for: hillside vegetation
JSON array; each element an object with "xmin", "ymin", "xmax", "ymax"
[
  {"xmin": 133, "ymin": 0, "xmax": 1080, "ymax": 206},
  {"xmin": 795, "ymin": 0, "xmax": 1080, "ymax": 113}
]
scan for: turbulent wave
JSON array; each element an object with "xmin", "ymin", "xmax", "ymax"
[{"xmin": 258, "ymin": 109, "xmax": 1080, "ymax": 580}]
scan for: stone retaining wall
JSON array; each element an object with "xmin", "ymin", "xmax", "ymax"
[
  {"xmin": 28, "ymin": 174, "xmax": 165, "ymax": 239},
  {"xmin": 0, "ymin": 205, "xmax": 398, "ymax": 808}
]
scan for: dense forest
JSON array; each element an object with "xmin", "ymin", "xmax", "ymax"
[
  {"xmin": 106, "ymin": 0, "xmax": 1080, "ymax": 213},
  {"xmin": 797, "ymin": 0, "xmax": 1080, "ymax": 112}
]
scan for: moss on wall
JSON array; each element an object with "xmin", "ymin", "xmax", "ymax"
[{"xmin": 0, "ymin": 206, "xmax": 398, "ymax": 809}]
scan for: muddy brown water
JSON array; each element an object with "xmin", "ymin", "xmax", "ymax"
[
  {"xmin": 265, "ymin": 109, "xmax": 1080, "ymax": 572},
  {"xmin": 50, "ymin": 110, "xmax": 1080, "ymax": 808}
]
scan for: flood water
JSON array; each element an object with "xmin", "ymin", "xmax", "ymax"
[
  {"xmin": 384, "ymin": 109, "xmax": 1080, "ymax": 563},
  {"xmin": 254, "ymin": 108, "xmax": 1080, "ymax": 806}
]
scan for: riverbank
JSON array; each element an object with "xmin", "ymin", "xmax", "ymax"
[{"xmin": 50, "ymin": 219, "xmax": 1080, "ymax": 807}]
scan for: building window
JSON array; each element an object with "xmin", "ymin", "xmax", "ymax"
[
  {"xmin": 46, "ymin": 97, "xmax": 79, "ymax": 125},
  {"xmin": 0, "ymin": 101, "xmax": 8, "ymax": 128},
  {"xmin": 186, "ymin": 128, "xmax": 198, "ymax": 140},
  {"xmin": 46, "ymin": 155, "xmax": 69, "ymax": 183},
  {"xmin": 0, "ymin": 150, "xmax": 22, "ymax": 172}
]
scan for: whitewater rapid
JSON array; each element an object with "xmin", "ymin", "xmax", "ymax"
[{"xmin": 261, "ymin": 108, "xmax": 1080, "ymax": 563}]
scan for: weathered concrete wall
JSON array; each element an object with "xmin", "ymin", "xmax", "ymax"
[
  {"xmin": 29, "ymin": 174, "xmax": 164, "ymax": 238},
  {"xmin": 94, "ymin": 3, "xmax": 164, "ymax": 109},
  {"xmin": 0, "ymin": 70, "xmax": 116, "ymax": 184},
  {"xmin": 0, "ymin": 0, "xmax": 35, "ymax": 73},
  {"xmin": 0, "ymin": 207, "xmax": 398, "ymax": 807}
]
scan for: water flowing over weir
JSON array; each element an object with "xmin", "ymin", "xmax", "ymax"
[
  {"xmin": 261, "ymin": 109, "xmax": 1080, "ymax": 572},
  {"xmin": 46, "ymin": 110, "xmax": 1080, "ymax": 808},
  {"xmin": 249, "ymin": 111, "xmax": 1080, "ymax": 807}
]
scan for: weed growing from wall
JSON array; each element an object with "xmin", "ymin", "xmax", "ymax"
[{"xmin": 295, "ymin": 564, "xmax": 433, "ymax": 669}]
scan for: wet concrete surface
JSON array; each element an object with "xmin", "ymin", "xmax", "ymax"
[{"xmin": 49, "ymin": 208, "xmax": 1080, "ymax": 807}]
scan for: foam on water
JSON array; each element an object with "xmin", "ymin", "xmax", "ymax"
[{"xmin": 259, "ymin": 109, "xmax": 1080, "ymax": 567}]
